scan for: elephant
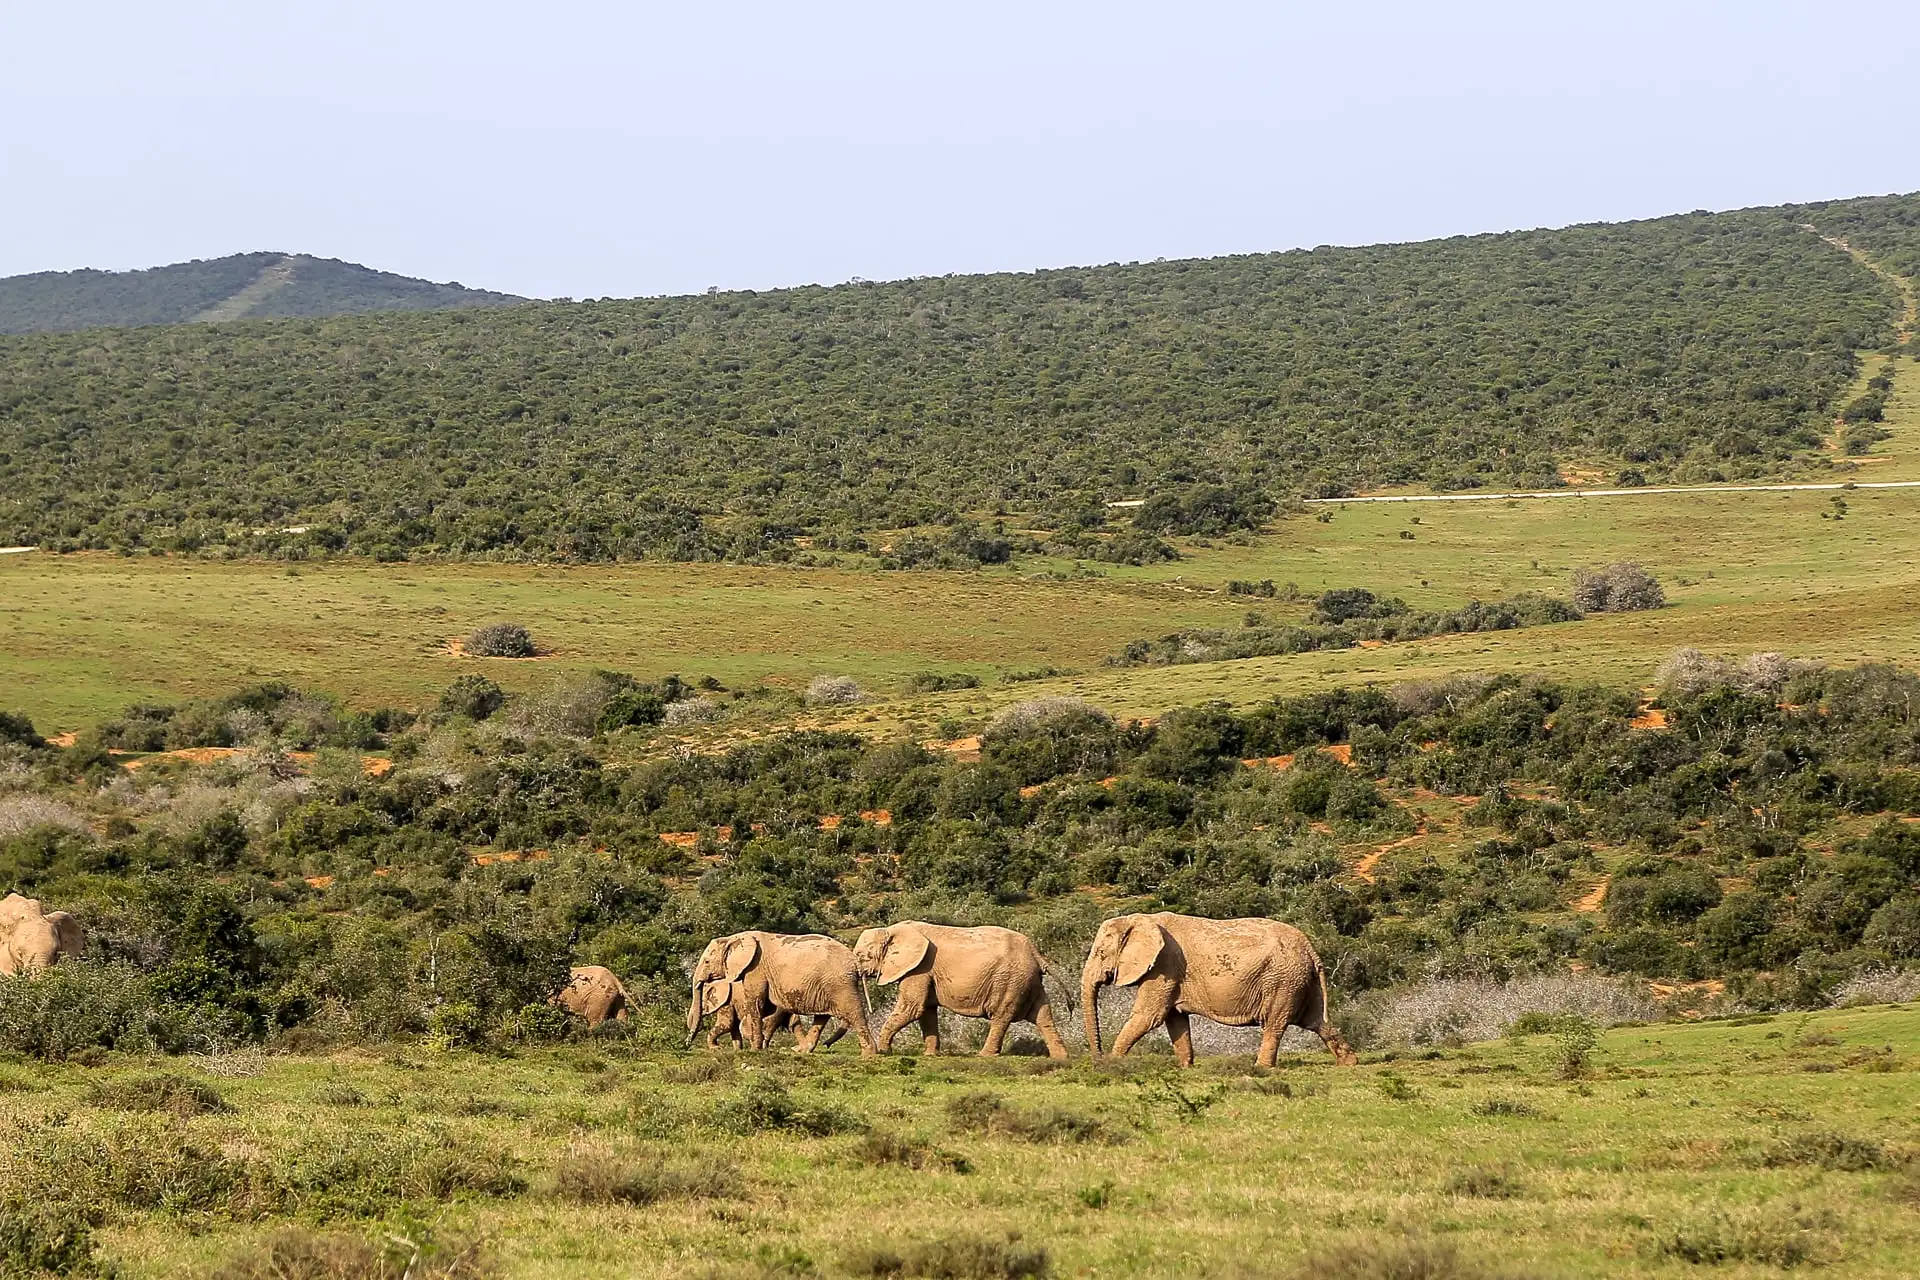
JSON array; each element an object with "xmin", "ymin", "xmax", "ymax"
[
  {"xmin": 852, "ymin": 922, "xmax": 1068, "ymax": 1058},
  {"xmin": 687, "ymin": 931, "xmax": 875, "ymax": 1056},
  {"xmin": 708, "ymin": 1001, "xmax": 845, "ymax": 1052},
  {"xmin": 553, "ymin": 965, "xmax": 630, "ymax": 1028},
  {"xmin": 0, "ymin": 893, "xmax": 85, "ymax": 976},
  {"xmin": 1081, "ymin": 912, "xmax": 1355, "ymax": 1068}
]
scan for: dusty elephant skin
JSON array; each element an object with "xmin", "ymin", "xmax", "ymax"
[
  {"xmin": 853, "ymin": 922, "xmax": 1068, "ymax": 1058},
  {"xmin": 687, "ymin": 931, "xmax": 876, "ymax": 1056},
  {"xmin": 553, "ymin": 965, "xmax": 630, "ymax": 1028},
  {"xmin": 1081, "ymin": 912, "xmax": 1356, "ymax": 1068},
  {"xmin": 0, "ymin": 892, "xmax": 86, "ymax": 976}
]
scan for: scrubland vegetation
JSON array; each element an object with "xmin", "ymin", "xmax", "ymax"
[{"xmin": 2, "ymin": 195, "xmax": 1915, "ymax": 561}]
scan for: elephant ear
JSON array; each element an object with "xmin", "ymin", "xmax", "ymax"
[
  {"xmin": 877, "ymin": 928, "xmax": 931, "ymax": 985},
  {"xmin": 1114, "ymin": 920, "xmax": 1165, "ymax": 987},
  {"xmin": 722, "ymin": 934, "xmax": 760, "ymax": 981},
  {"xmin": 701, "ymin": 980, "xmax": 735, "ymax": 1016}
]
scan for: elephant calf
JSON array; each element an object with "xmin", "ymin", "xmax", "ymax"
[
  {"xmin": 554, "ymin": 965, "xmax": 631, "ymax": 1028},
  {"xmin": 688, "ymin": 931, "xmax": 876, "ymax": 1057},
  {"xmin": 0, "ymin": 893, "xmax": 85, "ymax": 976},
  {"xmin": 1082, "ymin": 912, "xmax": 1355, "ymax": 1068},
  {"xmin": 854, "ymin": 922, "xmax": 1068, "ymax": 1058}
]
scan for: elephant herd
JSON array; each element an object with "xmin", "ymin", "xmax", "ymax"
[
  {"xmin": 4, "ymin": 890, "xmax": 1354, "ymax": 1067},
  {"xmin": 677, "ymin": 913, "xmax": 1356, "ymax": 1068}
]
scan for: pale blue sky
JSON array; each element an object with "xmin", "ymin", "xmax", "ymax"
[{"xmin": 2, "ymin": 1, "xmax": 1911, "ymax": 299}]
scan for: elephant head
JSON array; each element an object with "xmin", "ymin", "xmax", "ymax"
[
  {"xmin": 1080, "ymin": 914, "xmax": 1166, "ymax": 1056},
  {"xmin": 0, "ymin": 893, "xmax": 85, "ymax": 977},
  {"xmin": 686, "ymin": 933, "xmax": 760, "ymax": 1046},
  {"xmin": 852, "ymin": 925, "xmax": 931, "ymax": 985}
]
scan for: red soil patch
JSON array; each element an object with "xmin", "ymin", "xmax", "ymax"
[
  {"xmin": 1356, "ymin": 639, "xmax": 1385, "ymax": 650},
  {"xmin": 1353, "ymin": 826, "xmax": 1427, "ymax": 884},
  {"xmin": 1098, "ymin": 776, "xmax": 1119, "ymax": 789},
  {"xmin": 1241, "ymin": 754, "xmax": 1295, "ymax": 771},
  {"xmin": 818, "ymin": 814, "xmax": 843, "ymax": 831},
  {"xmin": 1572, "ymin": 877, "xmax": 1609, "ymax": 913},
  {"xmin": 362, "ymin": 756, "xmax": 394, "ymax": 778},
  {"xmin": 120, "ymin": 747, "xmax": 240, "ymax": 770},
  {"xmin": 304, "ymin": 875, "xmax": 335, "ymax": 889},
  {"xmin": 47, "ymin": 732, "xmax": 77, "ymax": 748},
  {"xmin": 1629, "ymin": 687, "xmax": 1669, "ymax": 730},
  {"xmin": 1325, "ymin": 743, "xmax": 1353, "ymax": 765},
  {"xmin": 1019, "ymin": 783, "xmax": 1047, "ymax": 798},
  {"xmin": 858, "ymin": 809, "xmax": 893, "ymax": 826},
  {"xmin": 926, "ymin": 735, "xmax": 983, "ymax": 762},
  {"xmin": 657, "ymin": 832, "xmax": 699, "ymax": 849},
  {"xmin": 470, "ymin": 849, "xmax": 553, "ymax": 866}
]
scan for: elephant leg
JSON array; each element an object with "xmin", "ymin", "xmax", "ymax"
[
  {"xmin": 1257, "ymin": 1021, "xmax": 1282, "ymax": 1069},
  {"xmin": 980, "ymin": 1009, "xmax": 1017, "ymax": 1057},
  {"xmin": 918, "ymin": 1001, "xmax": 941, "ymax": 1056},
  {"xmin": 1166, "ymin": 1011, "xmax": 1195, "ymax": 1067},
  {"xmin": 791, "ymin": 1016, "xmax": 829, "ymax": 1054},
  {"xmin": 1031, "ymin": 1001, "xmax": 1070, "ymax": 1060},
  {"xmin": 876, "ymin": 989, "xmax": 926, "ymax": 1054},
  {"xmin": 1109, "ymin": 993, "xmax": 1170, "ymax": 1059}
]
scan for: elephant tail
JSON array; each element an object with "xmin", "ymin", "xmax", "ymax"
[
  {"xmin": 1312, "ymin": 959, "xmax": 1357, "ymax": 1067},
  {"xmin": 1040, "ymin": 960, "xmax": 1076, "ymax": 1017}
]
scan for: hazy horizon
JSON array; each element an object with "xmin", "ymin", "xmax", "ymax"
[{"xmin": 4, "ymin": 1, "xmax": 1913, "ymax": 300}]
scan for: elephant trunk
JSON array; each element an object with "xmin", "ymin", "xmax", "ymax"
[
  {"xmin": 684, "ymin": 981, "xmax": 705, "ymax": 1048},
  {"xmin": 1082, "ymin": 975, "xmax": 1105, "ymax": 1056}
]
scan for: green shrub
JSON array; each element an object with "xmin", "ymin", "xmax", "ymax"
[
  {"xmin": 463, "ymin": 623, "xmax": 534, "ymax": 658},
  {"xmin": 844, "ymin": 1233, "xmax": 1050, "ymax": 1279},
  {"xmin": 727, "ymin": 1077, "xmax": 863, "ymax": 1137},
  {"xmin": 1651, "ymin": 1207, "xmax": 1836, "ymax": 1268},
  {"xmin": 86, "ymin": 1073, "xmax": 230, "ymax": 1118},
  {"xmin": 550, "ymin": 1145, "xmax": 741, "ymax": 1204},
  {"xmin": 212, "ymin": 1224, "xmax": 490, "ymax": 1280},
  {"xmin": 437, "ymin": 675, "xmax": 505, "ymax": 721},
  {"xmin": 852, "ymin": 1131, "xmax": 973, "ymax": 1174},
  {"xmin": 0, "ymin": 1204, "xmax": 114, "ymax": 1277},
  {"xmin": 944, "ymin": 1092, "xmax": 1117, "ymax": 1145},
  {"xmin": 1760, "ymin": 1131, "xmax": 1890, "ymax": 1172},
  {"xmin": 1445, "ymin": 1166, "xmax": 1525, "ymax": 1198}
]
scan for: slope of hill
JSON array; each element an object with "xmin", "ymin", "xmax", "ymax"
[
  {"xmin": 0, "ymin": 194, "xmax": 1912, "ymax": 560},
  {"xmin": 0, "ymin": 251, "xmax": 525, "ymax": 334}
]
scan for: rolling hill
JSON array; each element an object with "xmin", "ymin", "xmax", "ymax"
[
  {"xmin": 0, "ymin": 251, "xmax": 525, "ymax": 334},
  {"xmin": 0, "ymin": 193, "xmax": 1914, "ymax": 561}
]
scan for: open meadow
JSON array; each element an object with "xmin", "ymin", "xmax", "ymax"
[
  {"xmin": 5, "ymin": 1004, "xmax": 1916, "ymax": 1279},
  {"xmin": 7, "ymin": 482, "xmax": 1920, "ymax": 734}
]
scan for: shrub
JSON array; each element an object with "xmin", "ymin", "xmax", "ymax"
[
  {"xmin": 662, "ymin": 697, "xmax": 723, "ymax": 727},
  {"xmin": 1287, "ymin": 1233, "xmax": 1521, "ymax": 1280},
  {"xmin": 944, "ymin": 1092, "xmax": 1117, "ymax": 1145},
  {"xmin": 1829, "ymin": 967, "xmax": 1920, "ymax": 1007},
  {"xmin": 437, "ymin": 675, "xmax": 505, "ymax": 721},
  {"xmin": 0, "ymin": 712, "xmax": 46, "ymax": 749},
  {"xmin": 903, "ymin": 672, "xmax": 984, "ymax": 694},
  {"xmin": 550, "ymin": 1145, "xmax": 741, "ymax": 1204},
  {"xmin": 463, "ymin": 623, "xmax": 535, "ymax": 658},
  {"xmin": 87, "ymin": 1073, "xmax": 230, "ymax": 1118},
  {"xmin": 213, "ymin": 1226, "xmax": 490, "ymax": 1280},
  {"xmin": 264, "ymin": 1129, "xmax": 528, "ymax": 1217},
  {"xmin": 1471, "ymin": 1098, "xmax": 1546, "ymax": 1119},
  {"xmin": 853, "ymin": 1131, "xmax": 973, "ymax": 1174},
  {"xmin": 0, "ymin": 1205, "xmax": 113, "ymax": 1278},
  {"xmin": 1342, "ymin": 973, "xmax": 1655, "ymax": 1048},
  {"xmin": 728, "ymin": 1077, "xmax": 863, "ymax": 1137},
  {"xmin": 805, "ymin": 675, "xmax": 863, "ymax": 706},
  {"xmin": 1572, "ymin": 562, "xmax": 1665, "ymax": 613},
  {"xmin": 0, "ymin": 963, "xmax": 244, "ymax": 1059},
  {"xmin": 1760, "ymin": 1131, "xmax": 1890, "ymax": 1172},
  {"xmin": 844, "ymin": 1234, "xmax": 1050, "ymax": 1279},
  {"xmin": 1445, "ymin": 1166, "xmax": 1524, "ymax": 1198},
  {"xmin": 1651, "ymin": 1207, "xmax": 1836, "ymax": 1268}
]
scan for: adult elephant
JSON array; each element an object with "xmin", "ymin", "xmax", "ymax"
[
  {"xmin": 853, "ymin": 922, "xmax": 1068, "ymax": 1058},
  {"xmin": 687, "ymin": 931, "xmax": 875, "ymax": 1057},
  {"xmin": 1081, "ymin": 912, "xmax": 1355, "ymax": 1068},
  {"xmin": 0, "ymin": 893, "xmax": 85, "ymax": 976},
  {"xmin": 553, "ymin": 965, "xmax": 630, "ymax": 1028}
]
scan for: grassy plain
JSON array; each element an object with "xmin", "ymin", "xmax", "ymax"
[
  {"xmin": 10, "ymin": 1005, "xmax": 1916, "ymax": 1279},
  {"xmin": 6, "ymin": 483, "xmax": 1920, "ymax": 734}
]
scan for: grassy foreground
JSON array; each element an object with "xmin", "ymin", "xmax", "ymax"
[{"xmin": 8, "ymin": 1006, "xmax": 1917, "ymax": 1279}]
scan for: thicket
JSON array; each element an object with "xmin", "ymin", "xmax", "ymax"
[
  {"xmin": 0, "ymin": 198, "xmax": 1906, "ymax": 562},
  {"xmin": 1, "ymin": 655, "xmax": 1916, "ymax": 1054},
  {"xmin": 1113, "ymin": 589, "xmax": 1581, "ymax": 665}
]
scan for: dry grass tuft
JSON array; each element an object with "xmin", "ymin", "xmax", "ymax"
[
  {"xmin": 86, "ymin": 1072, "xmax": 230, "ymax": 1118},
  {"xmin": 844, "ymin": 1233, "xmax": 1050, "ymax": 1278},
  {"xmin": 944, "ymin": 1091, "xmax": 1119, "ymax": 1145},
  {"xmin": 213, "ymin": 1227, "xmax": 491, "ymax": 1280},
  {"xmin": 550, "ymin": 1144, "xmax": 741, "ymax": 1205},
  {"xmin": 852, "ymin": 1130, "xmax": 973, "ymax": 1174}
]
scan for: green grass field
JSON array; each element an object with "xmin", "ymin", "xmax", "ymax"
[
  {"xmin": 9, "ymin": 1005, "xmax": 1915, "ymax": 1279},
  {"xmin": 7, "ymin": 483, "xmax": 1920, "ymax": 735}
]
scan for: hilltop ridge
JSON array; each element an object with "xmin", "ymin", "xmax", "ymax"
[{"xmin": 0, "ymin": 251, "xmax": 526, "ymax": 334}]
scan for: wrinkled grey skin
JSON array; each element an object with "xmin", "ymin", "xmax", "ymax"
[
  {"xmin": 852, "ymin": 922, "xmax": 1068, "ymax": 1058},
  {"xmin": 687, "ymin": 931, "xmax": 875, "ymax": 1056},
  {"xmin": 1081, "ymin": 912, "xmax": 1355, "ymax": 1068},
  {"xmin": 0, "ymin": 893, "xmax": 85, "ymax": 976},
  {"xmin": 553, "ymin": 965, "xmax": 630, "ymax": 1028}
]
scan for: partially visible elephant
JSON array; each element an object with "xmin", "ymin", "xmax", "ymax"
[
  {"xmin": 853, "ymin": 922, "xmax": 1067, "ymax": 1058},
  {"xmin": 1081, "ymin": 912, "xmax": 1355, "ymax": 1068},
  {"xmin": 553, "ymin": 965, "xmax": 630, "ymax": 1028},
  {"xmin": 0, "ymin": 893, "xmax": 85, "ymax": 976},
  {"xmin": 687, "ymin": 931, "xmax": 875, "ymax": 1056},
  {"xmin": 708, "ymin": 1001, "xmax": 844, "ymax": 1052}
]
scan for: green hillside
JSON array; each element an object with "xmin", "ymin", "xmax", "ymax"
[
  {"xmin": 0, "ymin": 251, "xmax": 524, "ymax": 334},
  {"xmin": 0, "ymin": 195, "xmax": 1913, "ymax": 560}
]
